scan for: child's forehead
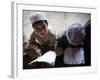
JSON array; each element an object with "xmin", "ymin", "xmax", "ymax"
[
  {"xmin": 34, "ymin": 21, "xmax": 47, "ymax": 29},
  {"xmin": 34, "ymin": 21, "xmax": 46, "ymax": 25}
]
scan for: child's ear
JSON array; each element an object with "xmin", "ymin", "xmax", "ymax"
[
  {"xmin": 32, "ymin": 26, "xmax": 36, "ymax": 30},
  {"xmin": 32, "ymin": 23, "xmax": 35, "ymax": 28}
]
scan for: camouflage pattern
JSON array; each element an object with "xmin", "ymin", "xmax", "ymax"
[{"xmin": 25, "ymin": 30, "xmax": 56, "ymax": 60}]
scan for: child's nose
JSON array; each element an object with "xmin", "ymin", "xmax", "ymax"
[{"xmin": 41, "ymin": 29, "xmax": 45, "ymax": 33}]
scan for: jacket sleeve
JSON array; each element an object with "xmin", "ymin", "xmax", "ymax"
[
  {"xmin": 27, "ymin": 32, "xmax": 42, "ymax": 56},
  {"xmin": 48, "ymin": 33, "xmax": 56, "ymax": 51}
]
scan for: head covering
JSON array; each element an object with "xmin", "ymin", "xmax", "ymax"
[
  {"xmin": 66, "ymin": 23, "xmax": 86, "ymax": 45},
  {"xmin": 30, "ymin": 12, "xmax": 48, "ymax": 24}
]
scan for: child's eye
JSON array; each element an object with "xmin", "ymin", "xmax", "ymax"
[{"xmin": 42, "ymin": 25, "xmax": 46, "ymax": 29}]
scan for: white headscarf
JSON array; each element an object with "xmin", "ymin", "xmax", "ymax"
[{"xmin": 66, "ymin": 23, "xmax": 86, "ymax": 46}]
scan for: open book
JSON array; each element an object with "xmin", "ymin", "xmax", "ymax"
[{"xmin": 28, "ymin": 51, "xmax": 56, "ymax": 68}]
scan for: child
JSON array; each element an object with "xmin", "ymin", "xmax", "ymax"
[
  {"xmin": 23, "ymin": 12, "xmax": 56, "ymax": 69},
  {"xmin": 55, "ymin": 23, "xmax": 86, "ymax": 67}
]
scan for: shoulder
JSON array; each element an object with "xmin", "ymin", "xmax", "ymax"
[
  {"xmin": 57, "ymin": 31, "xmax": 66, "ymax": 39},
  {"xmin": 48, "ymin": 30, "xmax": 56, "ymax": 38},
  {"xmin": 57, "ymin": 31, "xmax": 69, "ymax": 48},
  {"xmin": 48, "ymin": 29, "xmax": 55, "ymax": 34},
  {"xmin": 30, "ymin": 31, "xmax": 36, "ymax": 38},
  {"xmin": 29, "ymin": 31, "xmax": 37, "ymax": 42}
]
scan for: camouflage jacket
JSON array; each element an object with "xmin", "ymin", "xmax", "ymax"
[{"xmin": 26, "ymin": 30, "xmax": 56, "ymax": 59}]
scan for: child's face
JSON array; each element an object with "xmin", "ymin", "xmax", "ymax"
[
  {"xmin": 33, "ymin": 21, "xmax": 48, "ymax": 38},
  {"xmin": 68, "ymin": 28, "xmax": 83, "ymax": 45}
]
